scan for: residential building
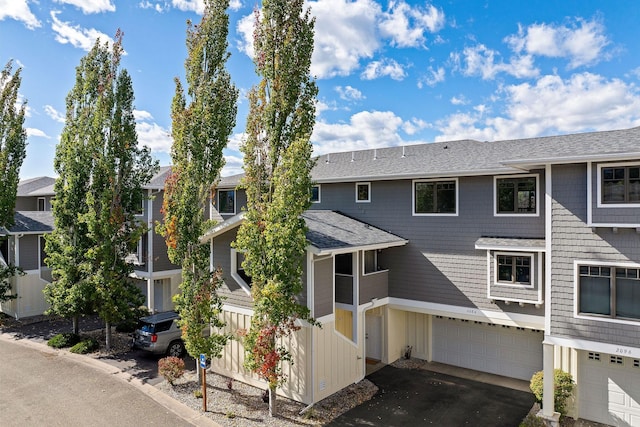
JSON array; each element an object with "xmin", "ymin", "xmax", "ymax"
[
  {"xmin": 0, "ymin": 177, "xmax": 55, "ymax": 318},
  {"xmin": 0, "ymin": 168, "xmax": 184, "ymax": 318},
  {"xmin": 202, "ymin": 126, "xmax": 640, "ymax": 426}
]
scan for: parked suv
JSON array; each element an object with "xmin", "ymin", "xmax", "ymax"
[{"xmin": 132, "ymin": 311, "xmax": 185, "ymax": 358}]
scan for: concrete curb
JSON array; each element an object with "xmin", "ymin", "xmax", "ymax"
[{"xmin": 0, "ymin": 332, "xmax": 220, "ymax": 427}]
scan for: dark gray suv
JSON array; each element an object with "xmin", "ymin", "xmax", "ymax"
[{"xmin": 132, "ymin": 311, "xmax": 185, "ymax": 358}]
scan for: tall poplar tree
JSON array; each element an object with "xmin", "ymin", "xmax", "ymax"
[
  {"xmin": 159, "ymin": 0, "xmax": 238, "ymax": 359},
  {"xmin": 234, "ymin": 0, "xmax": 318, "ymax": 416},
  {"xmin": 45, "ymin": 32, "xmax": 157, "ymax": 345},
  {"xmin": 0, "ymin": 60, "xmax": 27, "ymax": 302}
]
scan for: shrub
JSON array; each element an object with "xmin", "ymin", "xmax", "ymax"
[
  {"xmin": 69, "ymin": 338, "xmax": 99, "ymax": 354},
  {"xmin": 193, "ymin": 389, "xmax": 203, "ymax": 398},
  {"xmin": 530, "ymin": 369, "xmax": 574, "ymax": 416},
  {"xmin": 48, "ymin": 333, "xmax": 80, "ymax": 348},
  {"xmin": 519, "ymin": 412, "xmax": 546, "ymax": 427},
  {"xmin": 159, "ymin": 356, "xmax": 185, "ymax": 385}
]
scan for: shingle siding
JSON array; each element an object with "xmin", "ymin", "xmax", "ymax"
[
  {"xmin": 551, "ymin": 163, "xmax": 640, "ymax": 347},
  {"xmin": 310, "ymin": 176, "xmax": 545, "ymax": 316}
]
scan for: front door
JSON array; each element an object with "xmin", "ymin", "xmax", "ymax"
[{"xmin": 366, "ymin": 314, "xmax": 382, "ymax": 361}]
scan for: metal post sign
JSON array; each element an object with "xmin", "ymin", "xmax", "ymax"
[
  {"xmin": 200, "ymin": 354, "xmax": 206, "ymax": 369},
  {"xmin": 200, "ymin": 354, "xmax": 207, "ymax": 412}
]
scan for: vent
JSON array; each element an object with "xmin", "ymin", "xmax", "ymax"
[
  {"xmin": 610, "ymin": 356, "xmax": 623, "ymax": 365},
  {"xmin": 588, "ymin": 352, "xmax": 600, "ymax": 361},
  {"xmin": 634, "ymin": 360, "xmax": 639, "ymax": 368}
]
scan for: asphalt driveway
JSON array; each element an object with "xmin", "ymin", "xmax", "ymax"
[{"xmin": 328, "ymin": 365, "xmax": 535, "ymax": 427}]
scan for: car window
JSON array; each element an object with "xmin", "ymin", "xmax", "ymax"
[
  {"xmin": 154, "ymin": 320, "xmax": 174, "ymax": 333},
  {"xmin": 138, "ymin": 322, "xmax": 155, "ymax": 333}
]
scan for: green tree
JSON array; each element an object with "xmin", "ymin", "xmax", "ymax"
[
  {"xmin": 234, "ymin": 0, "xmax": 318, "ymax": 416},
  {"xmin": 45, "ymin": 32, "xmax": 157, "ymax": 345},
  {"xmin": 0, "ymin": 60, "xmax": 27, "ymax": 303},
  {"xmin": 159, "ymin": 0, "xmax": 238, "ymax": 360}
]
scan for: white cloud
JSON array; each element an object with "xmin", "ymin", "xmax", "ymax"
[
  {"xmin": 455, "ymin": 44, "xmax": 539, "ymax": 80},
  {"xmin": 45, "ymin": 105, "xmax": 65, "ymax": 123},
  {"xmin": 379, "ymin": 0, "xmax": 445, "ymax": 48},
  {"xmin": 434, "ymin": 72, "xmax": 640, "ymax": 142},
  {"xmin": 54, "ymin": 0, "xmax": 115, "ymax": 14},
  {"xmin": 50, "ymin": 11, "xmax": 115, "ymax": 51},
  {"xmin": 402, "ymin": 117, "xmax": 428, "ymax": 135},
  {"xmin": 361, "ymin": 58, "xmax": 406, "ymax": 81},
  {"xmin": 450, "ymin": 95, "xmax": 469, "ymax": 105},
  {"xmin": 26, "ymin": 128, "xmax": 49, "ymax": 138},
  {"xmin": 172, "ymin": 0, "xmax": 204, "ymax": 14},
  {"xmin": 139, "ymin": 1, "xmax": 168, "ymax": 12},
  {"xmin": 229, "ymin": 0, "xmax": 242, "ymax": 11},
  {"xmin": 135, "ymin": 113, "xmax": 172, "ymax": 153},
  {"xmin": 418, "ymin": 66, "xmax": 444, "ymax": 88},
  {"xmin": 335, "ymin": 85, "xmax": 364, "ymax": 101},
  {"xmin": 505, "ymin": 18, "xmax": 610, "ymax": 69},
  {"xmin": 238, "ymin": 0, "xmax": 381, "ymax": 79},
  {"xmin": 312, "ymin": 110, "xmax": 427, "ymax": 154},
  {"xmin": 221, "ymin": 152, "xmax": 244, "ymax": 176},
  {"xmin": 0, "ymin": 0, "xmax": 41, "ymax": 29}
]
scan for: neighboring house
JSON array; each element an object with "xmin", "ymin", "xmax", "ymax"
[
  {"xmin": 202, "ymin": 126, "xmax": 640, "ymax": 426},
  {"xmin": 1, "ymin": 169, "xmax": 189, "ymax": 318},
  {"xmin": 129, "ymin": 166, "xmax": 182, "ymax": 313},
  {"xmin": 0, "ymin": 177, "xmax": 55, "ymax": 318}
]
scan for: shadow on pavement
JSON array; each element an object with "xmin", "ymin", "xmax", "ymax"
[{"xmin": 328, "ymin": 365, "xmax": 535, "ymax": 427}]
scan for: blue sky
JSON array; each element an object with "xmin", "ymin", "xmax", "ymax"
[{"xmin": 2, "ymin": 0, "xmax": 640, "ymax": 180}]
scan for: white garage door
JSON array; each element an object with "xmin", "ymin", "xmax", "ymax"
[
  {"xmin": 579, "ymin": 351, "xmax": 640, "ymax": 426},
  {"xmin": 432, "ymin": 317, "xmax": 543, "ymax": 381}
]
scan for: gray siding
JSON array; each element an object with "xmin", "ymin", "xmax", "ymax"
[
  {"xmin": 590, "ymin": 162, "xmax": 640, "ymax": 224},
  {"xmin": 18, "ymin": 234, "xmax": 39, "ymax": 270},
  {"xmin": 15, "ymin": 196, "xmax": 53, "ymax": 211},
  {"xmin": 551, "ymin": 163, "xmax": 640, "ymax": 346},
  {"xmin": 213, "ymin": 228, "xmax": 253, "ymax": 309},
  {"xmin": 359, "ymin": 269, "xmax": 388, "ymax": 304},
  {"xmin": 151, "ymin": 190, "xmax": 179, "ymax": 272},
  {"xmin": 314, "ymin": 257, "xmax": 333, "ymax": 317},
  {"xmin": 310, "ymin": 175, "xmax": 545, "ymax": 316}
]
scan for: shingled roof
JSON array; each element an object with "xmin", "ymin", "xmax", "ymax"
[
  {"xmin": 17, "ymin": 177, "xmax": 56, "ymax": 196},
  {"xmin": 8, "ymin": 211, "xmax": 54, "ymax": 234},
  {"xmin": 218, "ymin": 126, "xmax": 640, "ymax": 186}
]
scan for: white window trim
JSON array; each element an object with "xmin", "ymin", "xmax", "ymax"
[
  {"xmin": 362, "ymin": 249, "xmax": 383, "ymax": 276},
  {"xmin": 37, "ymin": 197, "xmax": 46, "ymax": 211},
  {"xmin": 230, "ymin": 248, "xmax": 251, "ymax": 295},
  {"xmin": 493, "ymin": 252, "xmax": 535, "ymax": 289},
  {"xmin": 355, "ymin": 182, "xmax": 371, "ymax": 203},
  {"xmin": 134, "ymin": 194, "xmax": 145, "ymax": 217},
  {"xmin": 412, "ymin": 178, "xmax": 459, "ymax": 217},
  {"xmin": 311, "ymin": 184, "xmax": 321, "ymax": 204},
  {"xmin": 596, "ymin": 161, "xmax": 640, "ymax": 208},
  {"xmin": 573, "ymin": 259, "xmax": 640, "ymax": 326},
  {"xmin": 218, "ymin": 189, "xmax": 236, "ymax": 215},
  {"xmin": 493, "ymin": 173, "xmax": 540, "ymax": 217}
]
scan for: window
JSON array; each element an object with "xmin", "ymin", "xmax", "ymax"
[
  {"xmin": 236, "ymin": 251, "xmax": 251, "ymax": 287},
  {"xmin": 37, "ymin": 197, "xmax": 46, "ymax": 211},
  {"xmin": 135, "ymin": 196, "xmax": 144, "ymax": 216},
  {"xmin": 363, "ymin": 250, "xmax": 376, "ymax": 274},
  {"xmin": 414, "ymin": 179, "xmax": 457, "ymax": 215},
  {"xmin": 356, "ymin": 182, "xmax": 370, "ymax": 203},
  {"xmin": 310, "ymin": 185, "xmax": 320, "ymax": 203},
  {"xmin": 495, "ymin": 175, "xmax": 537, "ymax": 215},
  {"xmin": 578, "ymin": 265, "xmax": 640, "ymax": 320},
  {"xmin": 231, "ymin": 249, "xmax": 252, "ymax": 293},
  {"xmin": 335, "ymin": 253, "xmax": 352, "ymax": 275},
  {"xmin": 495, "ymin": 253, "xmax": 532, "ymax": 286},
  {"xmin": 601, "ymin": 165, "xmax": 640, "ymax": 204},
  {"xmin": 218, "ymin": 190, "xmax": 235, "ymax": 214}
]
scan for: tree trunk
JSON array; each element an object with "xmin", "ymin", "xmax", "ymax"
[
  {"xmin": 105, "ymin": 321, "xmax": 111, "ymax": 351},
  {"xmin": 269, "ymin": 385, "xmax": 276, "ymax": 417},
  {"xmin": 72, "ymin": 315, "xmax": 79, "ymax": 335}
]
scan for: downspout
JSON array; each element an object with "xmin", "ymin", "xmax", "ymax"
[
  {"xmin": 300, "ymin": 250, "xmax": 315, "ymax": 416},
  {"xmin": 14, "ymin": 234, "xmax": 23, "ymax": 319}
]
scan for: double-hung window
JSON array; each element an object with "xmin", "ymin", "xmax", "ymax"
[
  {"xmin": 495, "ymin": 175, "xmax": 537, "ymax": 215},
  {"xmin": 310, "ymin": 185, "xmax": 321, "ymax": 203},
  {"xmin": 218, "ymin": 190, "xmax": 235, "ymax": 214},
  {"xmin": 601, "ymin": 164, "xmax": 640, "ymax": 204},
  {"xmin": 356, "ymin": 182, "xmax": 370, "ymax": 203},
  {"xmin": 414, "ymin": 179, "xmax": 457, "ymax": 215},
  {"xmin": 578, "ymin": 265, "xmax": 640, "ymax": 321}
]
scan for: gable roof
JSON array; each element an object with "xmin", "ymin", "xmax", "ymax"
[
  {"xmin": 146, "ymin": 166, "xmax": 173, "ymax": 190},
  {"xmin": 218, "ymin": 126, "xmax": 640, "ymax": 186},
  {"xmin": 200, "ymin": 210, "xmax": 408, "ymax": 255},
  {"xmin": 17, "ymin": 177, "xmax": 56, "ymax": 196},
  {"xmin": 7, "ymin": 211, "xmax": 54, "ymax": 234}
]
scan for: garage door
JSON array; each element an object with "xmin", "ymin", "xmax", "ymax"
[
  {"xmin": 579, "ymin": 351, "xmax": 640, "ymax": 426},
  {"xmin": 432, "ymin": 316, "xmax": 543, "ymax": 381}
]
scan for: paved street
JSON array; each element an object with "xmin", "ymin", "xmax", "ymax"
[{"xmin": 0, "ymin": 337, "xmax": 196, "ymax": 427}]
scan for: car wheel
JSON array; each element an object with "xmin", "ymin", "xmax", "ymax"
[{"xmin": 166, "ymin": 340, "xmax": 185, "ymax": 358}]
